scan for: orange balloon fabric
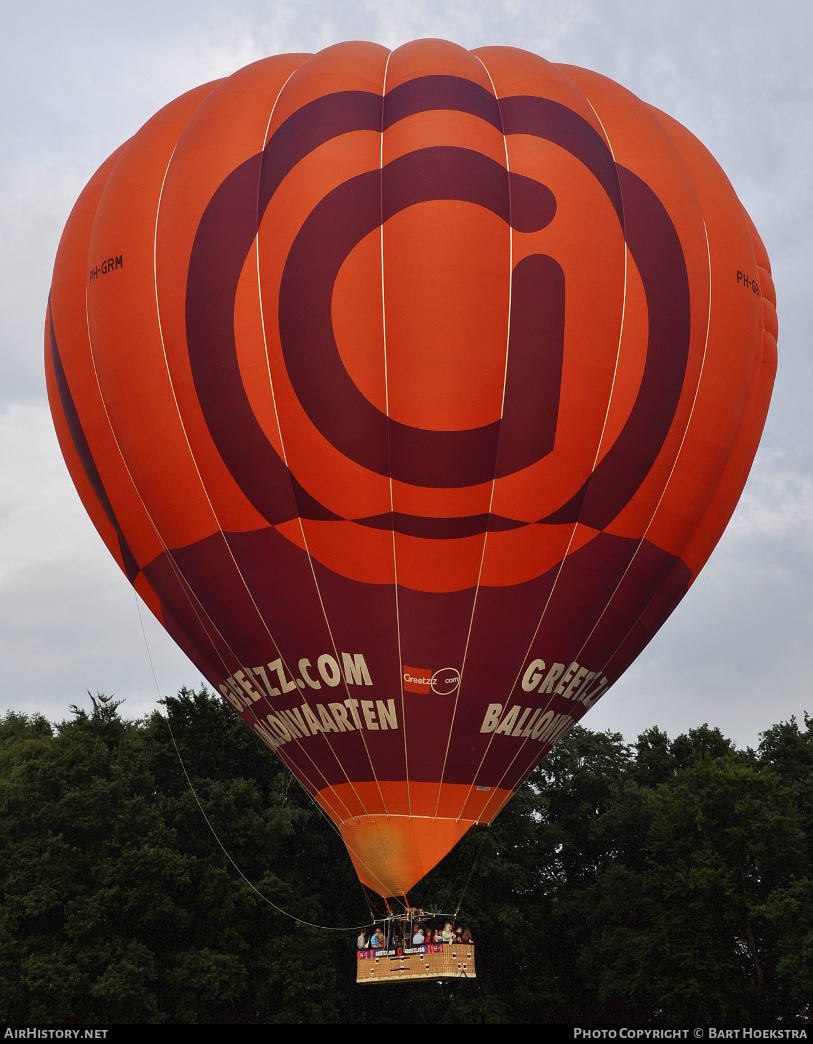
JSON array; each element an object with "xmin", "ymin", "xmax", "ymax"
[{"xmin": 45, "ymin": 41, "xmax": 777, "ymax": 898}]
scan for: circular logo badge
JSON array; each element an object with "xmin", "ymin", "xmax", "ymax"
[{"xmin": 431, "ymin": 667, "xmax": 461, "ymax": 696}]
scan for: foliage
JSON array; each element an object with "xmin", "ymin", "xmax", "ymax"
[{"xmin": 0, "ymin": 691, "xmax": 811, "ymax": 1023}]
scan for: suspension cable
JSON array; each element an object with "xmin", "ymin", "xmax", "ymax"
[{"xmin": 135, "ymin": 591, "xmax": 380, "ymax": 933}]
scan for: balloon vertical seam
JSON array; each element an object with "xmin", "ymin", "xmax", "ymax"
[
  {"xmin": 436, "ymin": 50, "xmax": 516, "ymax": 823},
  {"xmin": 110, "ymin": 125, "xmax": 350, "ymax": 817},
  {"xmin": 250, "ymin": 63, "xmax": 385, "ymax": 822},
  {"xmin": 484, "ymin": 167, "xmax": 715, "ymax": 823},
  {"xmin": 379, "ymin": 46, "xmax": 411, "ymax": 822},
  {"xmin": 466, "ymin": 76, "xmax": 631, "ymax": 822},
  {"xmin": 144, "ymin": 125, "xmax": 352, "ymax": 816}
]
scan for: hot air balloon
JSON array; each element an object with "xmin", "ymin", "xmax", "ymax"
[{"xmin": 45, "ymin": 40, "xmax": 777, "ymax": 904}]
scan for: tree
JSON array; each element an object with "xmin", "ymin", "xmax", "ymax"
[{"xmin": 1, "ymin": 694, "xmax": 810, "ymax": 1023}]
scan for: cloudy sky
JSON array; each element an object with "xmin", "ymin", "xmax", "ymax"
[{"xmin": 1, "ymin": 0, "xmax": 810, "ymax": 751}]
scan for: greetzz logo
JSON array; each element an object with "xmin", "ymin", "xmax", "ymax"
[{"xmin": 403, "ymin": 666, "xmax": 461, "ymax": 695}]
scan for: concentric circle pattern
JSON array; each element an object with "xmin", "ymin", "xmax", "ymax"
[{"xmin": 45, "ymin": 41, "xmax": 777, "ymax": 897}]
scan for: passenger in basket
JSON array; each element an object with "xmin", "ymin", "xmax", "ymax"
[
  {"xmin": 461, "ymin": 927, "xmax": 474, "ymax": 945},
  {"xmin": 441, "ymin": 921, "xmax": 455, "ymax": 944},
  {"xmin": 357, "ymin": 929, "xmax": 369, "ymax": 949},
  {"xmin": 412, "ymin": 925, "xmax": 425, "ymax": 945}
]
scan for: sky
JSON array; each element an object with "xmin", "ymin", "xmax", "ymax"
[{"xmin": 1, "ymin": 0, "xmax": 811, "ymax": 752}]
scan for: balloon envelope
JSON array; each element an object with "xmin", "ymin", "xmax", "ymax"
[{"xmin": 46, "ymin": 41, "xmax": 777, "ymax": 898}]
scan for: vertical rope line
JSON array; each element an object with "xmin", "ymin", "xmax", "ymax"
[
  {"xmin": 83, "ymin": 123, "xmax": 357, "ymax": 828},
  {"xmin": 431, "ymin": 55, "xmax": 515, "ymax": 820},
  {"xmin": 379, "ymin": 48, "xmax": 411, "ymax": 818},
  {"xmin": 452, "ymin": 824, "xmax": 491, "ymax": 919},
  {"xmin": 80, "ymin": 141, "xmax": 352, "ymax": 822},
  {"xmin": 455, "ymin": 87, "xmax": 631, "ymax": 822},
  {"xmin": 482, "ymin": 114, "xmax": 714, "ymax": 827},
  {"xmin": 252, "ymin": 66, "xmax": 383, "ymax": 818},
  {"xmin": 146, "ymin": 125, "xmax": 360, "ymax": 822},
  {"xmin": 564, "ymin": 219, "xmax": 714, "ymax": 679}
]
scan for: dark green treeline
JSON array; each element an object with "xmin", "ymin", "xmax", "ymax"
[{"xmin": 1, "ymin": 688, "xmax": 811, "ymax": 1024}]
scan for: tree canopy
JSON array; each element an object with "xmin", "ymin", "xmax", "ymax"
[{"xmin": 1, "ymin": 689, "xmax": 810, "ymax": 1023}]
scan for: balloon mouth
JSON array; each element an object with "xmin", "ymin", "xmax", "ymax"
[
  {"xmin": 315, "ymin": 781, "xmax": 513, "ymax": 895},
  {"xmin": 339, "ymin": 814, "xmax": 476, "ymax": 898}
]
